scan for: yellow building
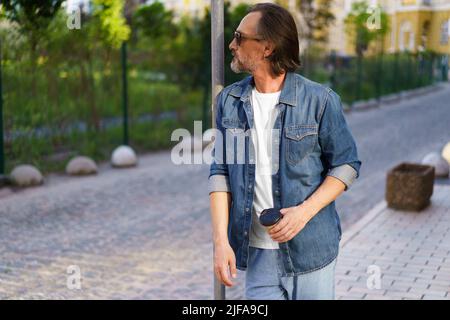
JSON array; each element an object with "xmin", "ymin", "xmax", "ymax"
[
  {"xmin": 388, "ymin": 0, "xmax": 450, "ymax": 54},
  {"xmin": 328, "ymin": 0, "xmax": 450, "ymax": 56},
  {"xmin": 158, "ymin": 0, "xmax": 449, "ymax": 56},
  {"xmin": 159, "ymin": 0, "xmax": 272, "ymax": 20},
  {"xmin": 158, "ymin": 0, "xmax": 208, "ymax": 19}
]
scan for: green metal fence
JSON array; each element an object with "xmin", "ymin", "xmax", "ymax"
[
  {"xmin": 0, "ymin": 46, "xmax": 448, "ymax": 175},
  {"xmin": 302, "ymin": 51, "xmax": 448, "ymax": 107}
]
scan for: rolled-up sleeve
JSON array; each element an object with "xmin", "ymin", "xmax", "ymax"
[
  {"xmin": 208, "ymin": 90, "xmax": 231, "ymax": 195},
  {"xmin": 208, "ymin": 175, "xmax": 231, "ymax": 194},
  {"xmin": 318, "ymin": 89, "xmax": 362, "ymax": 191}
]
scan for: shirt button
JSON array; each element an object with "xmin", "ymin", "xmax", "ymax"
[
  {"xmin": 296, "ymin": 135, "xmax": 300, "ymax": 139},
  {"xmin": 244, "ymin": 231, "xmax": 248, "ymax": 236},
  {"xmin": 246, "ymin": 207, "xmax": 250, "ymax": 212},
  {"xmin": 275, "ymin": 190, "xmax": 280, "ymax": 195},
  {"xmin": 248, "ymin": 184, "xmax": 252, "ymax": 190}
]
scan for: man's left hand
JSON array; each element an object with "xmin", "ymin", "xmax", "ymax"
[{"xmin": 267, "ymin": 204, "xmax": 314, "ymax": 243}]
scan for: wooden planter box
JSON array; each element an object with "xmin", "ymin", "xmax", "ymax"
[{"xmin": 386, "ymin": 162, "xmax": 435, "ymax": 211}]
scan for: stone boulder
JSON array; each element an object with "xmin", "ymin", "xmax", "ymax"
[
  {"xmin": 421, "ymin": 152, "xmax": 449, "ymax": 178},
  {"xmin": 66, "ymin": 156, "xmax": 98, "ymax": 176},
  {"xmin": 442, "ymin": 142, "xmax": 450, "ymax": 166},
  {"xmin": 111, "ymin": 145, "xmax": 138, "ymax": 168},
  {"xmin": 10, "ymin": 164, "xmax": 43, "ymax": 187}
]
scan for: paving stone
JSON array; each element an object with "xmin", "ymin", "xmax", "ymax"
[{"xmin": 1, "ymin": 85, "xmax": 450, "ymax": 299}]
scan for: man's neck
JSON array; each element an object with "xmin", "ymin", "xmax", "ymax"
[{"xmin": 252, "ymin": 70, "xmax": 286, "ymax": 93}]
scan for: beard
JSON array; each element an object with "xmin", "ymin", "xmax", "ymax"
[{"xmin": 230, "ymin": 55, "xmax": 253, "ymax": 74}]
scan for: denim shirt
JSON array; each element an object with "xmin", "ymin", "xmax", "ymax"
[{"xmin": 208, "ymin": 72, "xmax": 362, "ymax": 275}]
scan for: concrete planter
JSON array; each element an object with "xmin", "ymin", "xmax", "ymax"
[{"xmin": 386, "ymin": 162, "xmax": 435, "ymax": 211}]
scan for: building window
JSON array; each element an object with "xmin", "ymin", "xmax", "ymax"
[
  {"xmin": 441, "ymin": 20, "xmax": 449, "ymax": 45},
  {"xmin": 400, "ymin": 20, "xmax": 415, "ymax": 51}
]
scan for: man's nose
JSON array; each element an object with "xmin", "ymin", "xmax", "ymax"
[{"xmin": 229, "ymin": 38, "xmax": 236, "ymax": 51}]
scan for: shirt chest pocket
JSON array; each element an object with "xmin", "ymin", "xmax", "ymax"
[
  {"xmin": 221, "ymin": 117, "xmax": 246, "ymax": 132},
  {"xmin": 221, "ymin": 117, "xmax": 247, "ymax": 163},
  {"xmin": 285, "ymin": 124, "xmax": 318, "ymax": 165}
]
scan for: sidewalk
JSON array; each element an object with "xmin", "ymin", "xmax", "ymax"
[
  {"xmin": 0, "ymin": 151, "xmax": 449, "ymax": 299},
  {"xmin": 335, "ymin": 185, "xmax": 450, "ymax": 300}
]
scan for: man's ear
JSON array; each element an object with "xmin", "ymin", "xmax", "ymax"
[{"xmin": 264, "ymin": 41, "xmax": 275, "ymax": 59}]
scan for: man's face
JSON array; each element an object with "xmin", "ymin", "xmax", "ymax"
[{"xmin": 229, "ymin": 12, "xmax": 266, "ymax": 74}]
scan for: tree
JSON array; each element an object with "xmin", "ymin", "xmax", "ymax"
[
  {"xmin": 275, "ymin": 0, "xmax": 335, "ymax": 53},
  {"xmin": 344, "ymin": 1, "xmax": 389, "ymax": 102},
  {"xmin": 132, "ymin": 1, "xmax": 177, "ymax": 40},
  {"xmin": 1, "ymin": 0, "xmax": 64, "ymax": 92},
  {"xmin": 91, "ymin": 0, "xmax": 130, "ymax": 49},
  {"xmin": 1, "ymin": 0, "xmax": 63, "ymax": 30},
  {"xmin": 1, "ymin": 1, "xmax": 63, "ymax": 56},
  {"xmin": 295, "ymin": 0, "xmax": 335, "ymax": 45},
  {"xmin": 344, "ymin": 1, "xmax": 389, "ymax": 57}
]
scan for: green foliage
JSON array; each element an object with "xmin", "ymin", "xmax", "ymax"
[
  {"xmin": 1, "ymin": 0, "xmax": 443, "ymax": 175},
  {"xmin": 92, "ymin": 0, "xmax": 130, "ymax": 48},
  {"xmin": 132, "ymin": 1, "xmax": 177, "ymax": 39},
  {"xmin": 294, "ymin": 0, "xmax": 335, "ymax": 43},
  {"xmin": 224, "ymin": 2, "xmax": 252, "ymax": 85},
  {"xmin": 345, "ymin": 1, "xmax": 389, "ymax": 56},
  {"xmin": 1, "ymin": 0, "xmax": 63, "ymax": 32}
]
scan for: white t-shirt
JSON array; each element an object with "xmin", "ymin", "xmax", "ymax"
[{"xmin": 249, "ymin": 87, "xmax": 281, "ymax": 249}]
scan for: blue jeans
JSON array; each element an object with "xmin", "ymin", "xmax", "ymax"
[{"xmin": 245, "ymin": 247, "xmax": 337, "ymax": 300}]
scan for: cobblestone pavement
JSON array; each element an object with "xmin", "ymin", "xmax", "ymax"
[
  {"xmin": 336, "ymin": 185, "xmax": 450, "ymax": 300},
  {"xmin": 1, "ymin": 84, "xmax": 450, "ymax": 299},
  {"xmin": 0, "ymin": 153, "xmax": 220, "ymax": 299},
  {"xmin": 335, "ymin": 83, "xmax": 450, "ymax": 227}
]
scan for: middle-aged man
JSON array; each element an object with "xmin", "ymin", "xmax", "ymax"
[{"xmin": 208, "ymin": 3, "xmax": 361, "ymax": 300}]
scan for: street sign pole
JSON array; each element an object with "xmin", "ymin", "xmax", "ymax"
[
  {"xmin": 0, "ymin": 39, "xmax": 5, "ymax": 177},
  {"xmin": 211, "ymin": 0, "xmax": 225, "ymax": 301}
]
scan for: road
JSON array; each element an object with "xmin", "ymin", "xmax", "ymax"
[{"xmin": 0, "ymin": 83, "xmax": 449, "ymax": 299}]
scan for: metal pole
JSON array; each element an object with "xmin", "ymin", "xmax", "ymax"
[
  {"xmin": 0, "ymin": 39, "xmax": 5, "ymax": 176},
  {"xmin": 355, "ymin": 54, "xmax": 362, "ymax": 103},
  {"xmin": 407, "ymin": 52, "xmax": 412, "ymax": 89},
  {"xmin": 121, "ymin": 42, "xmax": 129, "ymax": 146},
  {"xmin": 211, "ymin": 0, "xmax": 225, "ymax": 301},
  {"xmin": 376, "ymin": 52, "xmax": 383, "ymax": 103},
  {"xmin": 393, "ymin": 52, "xmax": 399, "ymax": 92}
]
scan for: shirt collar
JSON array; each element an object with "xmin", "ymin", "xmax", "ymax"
[{"xmin": 229, "ymin": 71, "xmax": 298, "ymax": 107}]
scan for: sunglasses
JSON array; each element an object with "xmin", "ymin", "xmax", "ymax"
[{"xmin": 233, "ymin": 30, "xmax": 264, "ymax": 46}]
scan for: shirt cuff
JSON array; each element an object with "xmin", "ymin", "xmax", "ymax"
[
  {"xmin": 327, "ymin": 164, "xmax": 358, "ymax": 191},
  {"xmin": 208, "ymin": 174, "xmax": 231, "ymax": 194}
]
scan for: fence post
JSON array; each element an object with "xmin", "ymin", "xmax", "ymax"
[
  {"xmin": 407, "ymin": 52, "xmax": 412, "ymax": 89},
  {"xmin": 393, "ymin": 52, "xmax": 398, "ymax": 93},
  {"xmin": 428, "ymin": 53, "xmax": 434, "ymax": 85},
  {"xmin": 211, "ymin": 0, "xmax": 226, "ymax": 301},
  {"xmin": 355, "ymin": 54, "xmax": 362, "ymax": 104},
  {"xmin": 376, "ymin": 52, "xmax": 383, "ymax": 102},
  {"xmin": 441, "ymin": 55, "xmax": 449, "ymax": 82},
  {"xmin": 0, "ymin": 40, "xmax": 5, "ymax": 177},
  {"xmin": 121, "ymin": 41, "xmax": 129, "ymax": 146}
]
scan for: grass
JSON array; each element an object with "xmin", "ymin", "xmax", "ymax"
[{"xmin": 1, "ymin": 52, "xmax": 444, "ymax": 175}]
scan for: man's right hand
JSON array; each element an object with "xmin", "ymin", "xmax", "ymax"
[{"xmin": 213, "ymin": 242, "xmax": 237, "ymax": 287}]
